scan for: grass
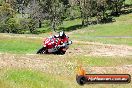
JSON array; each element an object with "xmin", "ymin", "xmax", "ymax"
[
  {"xmin": 0, "ymin": 69, "xmax": 69, "ymax": 88},
  {"xmin": 71, "ymin": 36, "xmax": 132, "ymax": 45},
  {"xmin": 0, "ymin": 11, "xmax": 132, "ymax": 88},
  {"xmin": 70, "ymin": 13, "xmax": 132, "ymax": 45},
  {"xmin": 60, "ymin": 19, "xmax": 82, "ymax": 29},
  {"xmin": 73, "ymin": 55, "xmax": 132, "ymax": 66},
  {"xmin": 0, "ymin": 35, "xmax": 42, "ymax": 54},
  {"xmin": 0, "ymin": 66, "xmax": 132, "ymax": 88}
]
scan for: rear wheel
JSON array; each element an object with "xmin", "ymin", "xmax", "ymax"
[{"xmin": 37, "ymin": 47, "xmax": 47, "ymax": 54}]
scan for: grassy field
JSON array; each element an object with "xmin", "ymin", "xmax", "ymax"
[
  {"xmin": 0, "ymin": 69, "xmax": 70, "ymax": 88},
  {"xmin": 0, "ymin": 35, "xmax": 41, "ymax": 54},
  {"xmin": 70, "ymin": 13, "xmax": 132, "ymax": 45},
  {"xmin": 0, "ymin": 68, "xmax": 132, "ymax": 88},
  {"xmin": 0, "ymin": 14, "xmax": 131, "ymax": 54},
  {"xmin": 0, "ymin": 13, "xmax": 132, "ymax": 88},
  {"xmin": 0, "ymin": 54, "xmax": 132, "ymax": 88}
]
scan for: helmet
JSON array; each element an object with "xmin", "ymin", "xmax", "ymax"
[{"xmin": 59, "ymin": 31, "xmax": 66, "ymax": 39}]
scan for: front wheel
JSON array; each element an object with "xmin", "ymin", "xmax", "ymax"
[{"xmin": 37, "ymin": 47, "xmax": 47, "ymax": 54}]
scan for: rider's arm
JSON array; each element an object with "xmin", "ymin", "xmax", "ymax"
[{"xmin": 54, "ymin": 35, "xmax": 59, "ymax": 38}]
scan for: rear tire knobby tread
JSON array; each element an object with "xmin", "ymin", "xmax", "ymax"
[{"xmin": 37, "ymin": 47, "xmax": 46, "ymax": 54}]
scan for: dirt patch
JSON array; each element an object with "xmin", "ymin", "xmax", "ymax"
[
  {"xmin": 88, "ymin": 65, "xmax": 132, "ymax": 74},
  {"xmin": 69, "ymin": 41, "xmax": 132, "ymax": 56},
  {"xmin": 1, "ymin": 33, "xmax": 132, "ymax": 56},
  {"xmin": 0, "ymin": 54, "xmax": 76, "ymax": 76},
  {"xmin": 0, "ymin": 53, "xmax": 132, "ymax": 76}
]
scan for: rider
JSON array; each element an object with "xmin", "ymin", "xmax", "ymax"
[
  {"xmin": 54, "ymin": 31, "xmax": 66, "ymax": 38},
  {"xmin": 45, "ymin": 31, "xmax": 68, "ymax": 53},
  {"xmin": 54, "ymin": 31, "xmax": 69, "ymax": 48}
]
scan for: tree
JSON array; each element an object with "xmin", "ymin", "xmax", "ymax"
[
  {"xmin": 38, "ymin": 0, "xmax": 65, "ymax": 31},
  {"xmin": 28, "ymin": 19, "xmax": 37, "ymax": 33},
  {"xmin": 82, "ymin": 0, "xmax": 97, "ymax": 25},
  {"xmin": 0, "ymin": 3, "xmax": 14, "ymax": 33},
  {"xmin": 75, "ymin": 0, "xmax": 97, "ymax": 25},
  {"xmin": 49, "ymin": 0, "xmax": 65, "ymax": 31},
  {"xmin": 108, "ymin": 0, "xmax": 125, "ymax": 16},
  {"xmin": 96, "ymin": 0, "xmax": 109, "ymax": 23},
  {"xmin": 28, "ymin": 0, "xmax": 43, "ymax": 28}
]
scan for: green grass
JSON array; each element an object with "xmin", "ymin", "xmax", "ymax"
[
  {"xmin": 0, "ymin": 14, "xmax": 131, "ymax": 54},
  {"xmin": 60, "ymin": 19, "xmax": 82, "ymax": 29},
  {"xmin": 0, "ymin": 2, "xmax": 132, "ymax": 88},
  {"xmin": 72, "ymin": 35, "xmax": 132, "ymax": 45},
  {"xmin": 0, "ymin": 67, "xmax": 132, "ymax": 88},
  {"xmin": 0, "ymin": 36, "xmax": 41, "ymax": 54},
  {"xmin": 0, "ymin": 69, "xmax": 69, "ymax": 88},
  {"xmin": 73, "ymin": 55, "xmax": 132, "ymax": 66},
  {"xmin": 70, "ymin": 14, "xmax": 132, "ymax": 45}
]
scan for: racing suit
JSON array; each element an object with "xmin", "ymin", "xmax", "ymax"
[{"xmin": 44, "ymin": 35, "xmax": 68, "ymax": 53}]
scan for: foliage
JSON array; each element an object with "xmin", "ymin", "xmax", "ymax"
[
  {"xmin": 44, "ymin": 0, "xmax": 65, "ymax": 31},
  {"xmin": 0, "ymin": 14, "xmax": 131, "ymax": 54},
  {"xmin": 107, "ymin": 0, "xmax": 125, "ymax": 16},
  {"xmin": 6, "ymin": 18, "xmax": 21, "ymax": 33},
  {"xmin": 0, "ymin": 3, "xmax": 14, "ymax": 33},
  {"xmin": 18, "ymin": 18, "xmax": 37, "ymax": 34},
  {"xmin": 0, "ymin": 0, "xmax": 131, "ymax": 33}
]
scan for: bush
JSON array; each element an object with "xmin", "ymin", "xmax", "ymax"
[
  {"xmin": 0, "ymin": 18, "xmax": 38, "ymax": 34},
  {"xmin": 18, "ymin": 18, "xmax": 37, "ymax": 34},
  {"xmin": 6, "ymin": 18, "xmax": 21, "ymax": 33}
]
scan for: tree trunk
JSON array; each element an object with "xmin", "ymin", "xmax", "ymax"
[
  {"xmin": 115, "ymin": 2, "xmax": 119, "ymax": 16},
  {"xmin": 52, "ymin": 19, "xmax": 56, "ymax": 32},
  {"xmin": 38, "ymin": 20, "xmax": 42, "ymax": 28},
  {"xmin": 82, "ymin": 19, "xmax": 84, "ymax": 26}
]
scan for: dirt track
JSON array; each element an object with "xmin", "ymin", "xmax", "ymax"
[
  {"xmin": 69, "ymin": 41, "xmax": 132, "ymax": 56},
  {"xmin": 1, "ymin": 41, "xmax": 132, "ymax": 76},
  {"xmin": 1, "ymin": 33, "xmax": 132, "ymax": 56},
  {"xmin": 0, "ymin": 41, "xmax": 132, "ymax": 75},
  {"xmin": 0, "ymin": 53, "xmax": 132, "ymax": 75}
]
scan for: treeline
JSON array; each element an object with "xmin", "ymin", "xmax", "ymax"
[{"xmin": 0, "ymin": 0, "xmax": 131, "ymax": 34}]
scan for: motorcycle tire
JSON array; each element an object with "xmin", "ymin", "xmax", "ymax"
[
  {"xmin": 60, "ymin": 51, "xmax": 66, "ymax": 55},
  {"xmin": 36, "ymin": 47, "xmax": 47, "ymax": 54},
  {"xmin": 55, "ymin": 50, "xmax": 66, "ymax": 55}
]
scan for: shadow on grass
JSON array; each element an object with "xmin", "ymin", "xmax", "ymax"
[
  {"xmin": 58, "ymin": 19, "xmax": 115, "ymax": 32},
  {"xmin": 58, "ymin": 6, "xmax": 131, "ymax": 32},
  {"xmin": 59, "ymin": 24, "xmax": 85, "ymax": 32},
  {"xmin": 58, "ymin": 21, "xmax": 114, "ymax": 32}
]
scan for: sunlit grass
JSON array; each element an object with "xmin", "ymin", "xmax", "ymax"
[
  {"xmin": 0, "ymin": 69, "xmax": 69, "ymax": 88},
  {"xmin": 0, "ymin": 36, "xmax": 41, "ymax": 54},
  {"xmin": 73, "ymin": 55, "xmax": 132, "ymax": 66},
  {"xmin": 70, "ymin": 14, "xmax": 132, "ymax": 45}
]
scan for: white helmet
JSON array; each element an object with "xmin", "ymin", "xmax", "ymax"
[{"xmin": 59, "ymin": 31, "xmax": 65, "ymax": 38}]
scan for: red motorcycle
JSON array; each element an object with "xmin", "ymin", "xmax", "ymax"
[{"xmin": 37, "ymin": 35, "xmax": 72, "ymax": 55}]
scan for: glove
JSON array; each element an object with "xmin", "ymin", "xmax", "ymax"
[
  {"xmin": 55, "ymin": 45, "xmax": 61, "ymax": 49},
  {"xmin": 62, "ymin": 43, "xmax": 66, "ymax": 47}
]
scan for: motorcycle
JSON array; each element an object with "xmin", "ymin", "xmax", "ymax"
[{"xmin": 37, "ymin": 35, "xmax": 72, "ymax": 55}]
